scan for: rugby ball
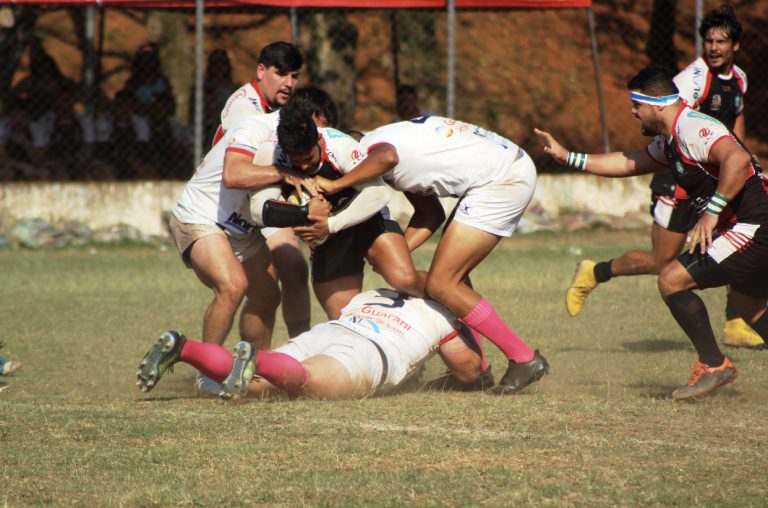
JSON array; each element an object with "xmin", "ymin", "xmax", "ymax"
[{"xmin": 286, "ymin": 188, "xmax": 312, "ymax": 206}]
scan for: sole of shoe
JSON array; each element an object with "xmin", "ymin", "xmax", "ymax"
[
  {"xmin": 220, "ymin": 342, "xmax": 256, "ymax": 400},
  {"xmin": 136, "ymin": 333, "xmax": 179, "ymax": 392},
  {"xmin": 723, "ymin": 342, "xmax": 766, "ymax": 350}
]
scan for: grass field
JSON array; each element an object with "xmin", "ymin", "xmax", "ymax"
[{"xmin": 2, "ymin": 230, "xmax": 767, "ymax": 506}]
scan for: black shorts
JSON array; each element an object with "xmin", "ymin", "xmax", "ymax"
[
  {"xmin": 650, "ymin": 192, "xmax": 698, "ymax": 233},
  {"xmin": 311, "ymin": 213, "xmax": 403, "ymax": 284},
  {"xmin": 678, "ymin": 224, "xmax": 768, "ymax": 299}
]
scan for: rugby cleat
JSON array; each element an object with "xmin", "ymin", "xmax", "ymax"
[
  {"xmin": 490, "ymin": 351, "xmax": 549, "ymax": 395},
  {"xmin": 137, "ymin": 331, "xmax": 186, "ymax": 392},
  {"xmin": 671, "ymin": 357, "xmax": 738, "ymax": 401},
  {"xmin": 0, "ymin": 356, "xmax": 21, "ymax": 376},
  {"xmin": 219, "ymin": 341, "xmax": 256, "ymax": 400},
  {"xmin": 722, "ymin": 318, "xmax": 766, "ymax": 350},
  {"xmin": 565, "ymin": 260, "xmax": 598, "ymax": 317}
]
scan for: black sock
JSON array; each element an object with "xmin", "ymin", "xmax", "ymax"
[
  {"xmin": 594, "ymin": 261, "xmax": 614, "ymax": 283},
  {"xmin": 665, "ymin": 290, "xmax": 724, "ymax": 366},
  {"xmin": 724, "ymin": 293, "xmax": 739, "ymax": 321},
  {"xmin": 750, "ymin": 311, "xmax": 768, "ymax": 341}
]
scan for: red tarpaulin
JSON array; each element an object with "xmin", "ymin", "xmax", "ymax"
[{"xmin": 1, "ymin": 0, "xmax": 591, "ymax": 8}]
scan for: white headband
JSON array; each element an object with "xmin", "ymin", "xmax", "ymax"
[{"xmin": 630, "ymin": 91, "xmax": 679, "ymax": 106}]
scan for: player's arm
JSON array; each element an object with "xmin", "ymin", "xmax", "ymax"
[
  {"xmin": 222, "ymin": 150, "xmax": 292, "ymax": 190},
  {"xmin": 403, "ymin": 191, "xmax": 445, "ymax": 252},
  {"xmin": 687, "ymin": 137, "xmax": 752, "ymax": 254},
  {"xmin": 315, "ymin": 143, "xmax": 399, "ymax": 195},
  {"xmin": 534, "ymin": 128, "xmax": 665, "ymax": 176},
  {"xmin": 732, "ymin": 113, "xmax": 745, "ymax": 141}
]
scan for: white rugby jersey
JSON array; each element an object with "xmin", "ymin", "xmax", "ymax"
[
  {"xmin": 674, "ymin": 57, "xmax": 747, "ymax": 114},
  {"xmin": 334, "ymin": 289, "xmax": 459, "ymax": 381},
  {"xmin": 173, "ymin": 113, "xmax": 279, "ymax": 236},
  {"xmin": 360, "ymin": 116, "xmax": 521, "ymax": 197},
  {"xmin": 645, "ymin": 107, "xmax": 729, "ymax": 168},
  {"xmin": 220, "ymin": 81, "xmax": 271, "ymax": 132}
]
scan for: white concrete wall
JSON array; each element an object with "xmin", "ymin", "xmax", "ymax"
[{"xmin": 0, "ymin": 174, "xmax": 652, "ymax": 236}]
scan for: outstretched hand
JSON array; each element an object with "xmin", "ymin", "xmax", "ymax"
[{"xmin": 533, "ymin": 128, "xmax": 569, "ymax": 165}]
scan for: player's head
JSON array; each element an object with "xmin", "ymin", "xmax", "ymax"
[
  {"xmin": 278, "ymin": 105, "xmax": 322, "ymax": 173},
  {"xmin": 699, "ymin": 5, "xmax": 741, "ymax": 73},
  {"xmin": 627, "ymin": 65, "xmax": 680, "ymax": 136},
  {"xmin": 287, "ymin": 86, "xmax": 339, "ymax": 128},
  {"xmin": 256, "ymin": 42, "xmax": 304, "ymax": 109},
  {"xmin": 396, "ymin": 84, "xmax": 420, "ymax": 120}
]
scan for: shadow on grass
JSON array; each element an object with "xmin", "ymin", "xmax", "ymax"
[
  {"xmin": 622, "ymin": 338, "xmax": 690, "ymax": 353},
  {"xmin": 632, "ymin": 384, "xmax": 742, "ymax": 400}
]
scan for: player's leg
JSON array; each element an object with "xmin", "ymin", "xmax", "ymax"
[
  {"xmin": 314, "ymin": 275, "xmax": 362, "ymax": 319},
  {"xmin": 437, "ymin": 333, "xmax": 483, "ymax": 384},
  {"xmin": 239, "ymin": 243, "xmax": 280, "ymax": 349},
  {"xmin": 366, "ymin": 231, "xmax": 425, "ymax": 298},
  {"xmin": 137, "ymin": 331, "xmax": 235, "ymax": 392},
  {"xmin": 427, "ymin": 221, "xmax": 548, "ymax": 394},
  {"xmin": 566, "ymin": 223, "xmax": 687, "ymax": 317},
  {"xmin": 658, "ymin": 258, "xmax": 736, "ymax": 401},
  {"xmin": 722, "ymin": 285, "xmax": 765, "ymax": 349},
  {"xmin": 266, "ymin": 228, "xmax": 311, "ymax": 337},
  {"xmin": 188, "ymin": 234, "xmax": 249, "ymax": 345}
]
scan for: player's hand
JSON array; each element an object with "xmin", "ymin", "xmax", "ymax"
[
  {"xmin": 314, "ymin": 176, "xmax": 339, "ymax": 195},
  {"xmin": 295, "ymin": 177, "xmax": 319, "ymax": 198},
  {"xmin": 306, "ymin": 195, "xmax": 331, "ymax": 219},
  {"xmin": 687, "ymin": 213, "xmax": 719, "ymax": 254},
  {"xmin": 533, "ymin": 128, "xmax": 569, "ymax": 165}
]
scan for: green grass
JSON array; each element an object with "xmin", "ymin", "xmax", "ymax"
[{"xmin": 2, "ymin": 231, "xmax": 767, "ymax": 506}]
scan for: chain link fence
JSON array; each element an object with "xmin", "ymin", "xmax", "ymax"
[{"xmin": 0, "ymin": 1, "xmax": 766, "ymax": 181}]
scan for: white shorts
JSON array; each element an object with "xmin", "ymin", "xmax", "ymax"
[
  {"xmin": 168, "ymin": 216, "xmax": 265, "ymax": 268},
  {"xmin": 275, "ymin": 322, "xmax": 423, "ymax": 397},
  {"xmin": 453, "ymin": 150, "xmax": 537, "ymax": 237}
]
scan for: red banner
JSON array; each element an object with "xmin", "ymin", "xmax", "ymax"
[{"xmin": 2, "ymin": 0, "xmax": 591, "ymax": 8}]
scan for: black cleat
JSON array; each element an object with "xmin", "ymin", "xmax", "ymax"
[
  {"xmin": 136, "ymin": 331, "xmax": 186, "ymax": 392},
  {"xmin": 426, "ymin": 365, "xmax": 495, "ymax": 392},
  {"xmin": 490, "ymin": 351, "xmax": 549, "ymax": 395}
]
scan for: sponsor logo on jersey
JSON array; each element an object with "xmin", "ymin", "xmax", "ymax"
[
  {"xmin": 325, "ymin": 128, "xmax": 348, "ymax": 139},
  {"xmin": 711, "ymin": 94, "xmax": 722, "ymax": 111},
  {"xmin": 691, "ymin": 66, "xmax": 704, "ymax": 99},
  {"xmin": 224, "ymin": 212, "xmax": 258, "ymax": 234},
  {"xmin": 675, "ymin": 161, "xmax": 685, "ymax": 174},
  {"xmin": 351, "ymin": 149, "xmax": 363, "ymax": 161},
  {"xmin": 735, "ymin": 96, "xmax": 742, "ymax": 109},
  {"xmin": 434, "ymin": 125, "xmax": 454, "ymax": 138},
  {"xmin": 699, "ymin": 127, "xmax": 711, "ymax": 138}
]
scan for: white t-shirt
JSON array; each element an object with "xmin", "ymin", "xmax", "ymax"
[
  {"xmin": 333, "ymin": 288, "xmax": 459, "ymax": 383},
  {"xmin": 360, "ymin": 116, "xmax": 521, "ymax": 197},
  {"xmin": 173, "ymin": 113, "xmax": 279, "ymax": 236}
]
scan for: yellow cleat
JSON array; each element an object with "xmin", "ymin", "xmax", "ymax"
[
  {"xmin": 565, "ymin": 260, "xmax": 598, "ymax": 317},
  {"xmin": 722, "ymin": 318, "xmax": 766, "ymax": 350}
]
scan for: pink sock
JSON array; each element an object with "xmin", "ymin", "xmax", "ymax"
[
  {"xmin": 462, "ymin": 298, "xmax": 535, "ymax": 363},
  {"xmin": 254, "ymin": 350, "xmax": 309, "ymax": 396},
  {"xmin": 179, "ymin": 339, "xmax": 233, "ymax": 382}
]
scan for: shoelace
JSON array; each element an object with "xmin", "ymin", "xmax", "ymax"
[{"xmin": 687, "ymin": 362, "xmax": 708, "ymax": 386}]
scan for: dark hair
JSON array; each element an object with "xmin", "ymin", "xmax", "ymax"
[
  {"xmin": 278, "ymin": 105, "xmax": 318, "ymax": 155},
  {"xmin": 627, "ymin": 65, "xmax": 679, "ymax": 96},
  {"xmin": 286, "ymin": 86, "xmax": 339, "ymax": 128},
  {"xmin": 258, "ymin": 41, "xmax": 304, "ymax": 73},
  {"xmin": 700, "ymin": 5, "xmax": 741, "ymax": 43},
  {"xmin": 396, "ymin": 84, "xmax": 420, "ymax": 120}
]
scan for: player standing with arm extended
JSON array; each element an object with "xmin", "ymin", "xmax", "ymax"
[
  {"xmin": 311, "ymin": 116, "xmax": 549, "ymax": 395},
  {"xmin": 563, "ymin": 5, "xmax": 763, "ymax": 349},
  {"xmin": 535, "ymin": 65, "xmax": 768, "ymax": 401}
]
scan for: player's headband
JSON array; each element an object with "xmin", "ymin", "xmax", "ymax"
[{"xmin": 630, "ymin": 91, "xmax": 679, "ymax": 106}]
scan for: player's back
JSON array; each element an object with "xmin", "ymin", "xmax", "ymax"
[{"xmin": 361, "ymin": 116, "xmax": 521, "ymax": 197}]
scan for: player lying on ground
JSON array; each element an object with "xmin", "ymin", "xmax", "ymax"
[{"xmin": 137, "ymin": 289, "xmax": 496, "ymax": 400}]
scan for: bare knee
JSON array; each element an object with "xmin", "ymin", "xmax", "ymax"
[
  {"xmin": 657, "ymin": 261, "xmax": 693, "ymax": 299},
  {"xmin": 385, "ymin": 267, "xmax": 422, "ymax": 296},
  {"xmin": 425, "ymin": 273, "xmax": 454, "ymax": 303}
]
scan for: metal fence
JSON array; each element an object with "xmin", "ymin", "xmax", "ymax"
[{"xmin": 0, "ymin": 1, "xmax": 766, "ymax": 181}]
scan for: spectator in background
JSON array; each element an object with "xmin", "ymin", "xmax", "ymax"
[
  {"xmin": 48, "ymin": 80, "xmax": 84, "ymax": 179},
  {"xmin": 80, "ymin": 87, "xmax": 116, "ymax": 170},
  {"xmin": 197, "ymin": 49, "xmax": 238, "ymax": 147}
]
